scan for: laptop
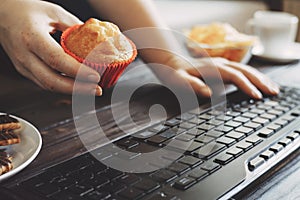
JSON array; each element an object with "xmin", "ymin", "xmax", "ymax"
[{"xmin": 1, "ymin": 61, "xmax": 300, "ymax": 200}]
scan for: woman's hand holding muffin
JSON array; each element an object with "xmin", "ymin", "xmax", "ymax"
[{"xmin": 0, "ymin": 0, "xmax": 102, "ymax": 95}]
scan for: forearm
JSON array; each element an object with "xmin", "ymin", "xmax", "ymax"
[{"xmin": 88, "ymin": 0, "xmax": 186, "ymax": 69}]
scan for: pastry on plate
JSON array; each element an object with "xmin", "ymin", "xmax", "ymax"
[
  {"xmin": 185, "ymin": 23, "xmax": 256, "ymax": 62},
  {"xmin": 0, "ymin": 114, "xmax": 21, "ymax": 131}
]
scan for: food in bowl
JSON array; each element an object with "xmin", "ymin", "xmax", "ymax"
[{"xmin": 185, "ymin": 23, "xmax": 256, "ymax": 62}]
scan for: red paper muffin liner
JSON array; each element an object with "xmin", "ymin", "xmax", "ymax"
[{"xmin": 61, "ymin": 24, "xmax": 137, "ymax": 89}]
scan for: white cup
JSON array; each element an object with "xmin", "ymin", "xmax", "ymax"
[{"xmin": 246, "ymin": 10, "xmax": 298, "ymax": 57}]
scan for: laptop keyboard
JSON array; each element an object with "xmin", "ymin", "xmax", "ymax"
[{"xmin": 20, "ymin": 86, "xmax": 300, "ymax": 200}]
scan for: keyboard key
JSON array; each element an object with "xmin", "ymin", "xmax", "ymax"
[
  {"xmin": 233, "ymin": 116, "xmax": 250, "ymax": 123},
  {"xmin": 205, "ymin": 130, "xmax": 224, "ymax": 138},
  {"xmin": 118, "ymin": 187, "xmax": 144, "ymax": 200},
  {"xmin": 264, "ymin": 100, "xmax": 279, "ymax": 107},
  {"xmin": 84, "ymin": 190, "xmax": 111, "ymax": 200},
  {"xmin": 102, "ymin": 182, "xmax": 126, "ymax": 194},
  {"xmin": 67, "ymin": 183, "xmax": 94, "ymax": 196},
  {"xmin": 225, "ymin": 121, "xmax": 242, "ymax": 128},
  {"xmin": 258, "ymin": 128, "xmax": 274, "ymax": 138},
  {"xmin": 33, "ymin": 183, "xmax": 61, "ymax": 196},
  {"xmin": 151, "ymin": 170, "xmax": 177, "ymax": 183},
  {"xmin": 252, "ymin": 117, "xmax": 269, "ymax": 125},
  {"xmin": 186, "ymin": 141, "xmax": 204, "ymax": 153},
  {"xmin": 243, "ymin": 122, "xmax": 262, "ymax": 130},
  {"xmin": 173, "ymin": 177, "xmax": 196, "ymax": 190},
  {"xmin": 267, "ymin": 109, "xmax": 283, "ymax": 116},
  {"xmin": 248, "ymin": 157, "xmax": 265, "ymax": 171},
  {"xmin": 206, "ymin": 119, "xmax": 224, "ymax": 126},
  {"xmin": 197, "ymin": 123, "xmax": 214, "ymax": 131},
  {"xmin": 278, "ymin": 138, "xmax": 292, "ymax": 147},
  {"xmin": 194, "ymin": 135, "xmax": 214, "ymax": 144},
  {"xmin": 269, "ymin": 143, "xmax": 284, "ymax": 153},
  {"xmin": 235, "ymin": 127, "xmax": 254, "ymax": 135},
  {"xmin": 133, "ymin": 179, "xmax": 160, "ymax": 193},
  {"xmin": 214, "ymin": 153, "xmax": 234, "ymax": 165},
  {"xmin": 149, "ymin": 124, "xmax": 169, "ymax": 133},
  {"xmin": 188, "ymin": 118, "xmax": 205, "ymax": 125},
  {"xmin": 147, "ymin": 135, "xmax": 168, "ymax": 146},
  {"xmin": 198, "ymin": 113, "xmax": 214, "ymax": 120},
  {"xmin": 260, "ymin": 150, "xmax": 275, "ymax": 160},
  {"xmin": 216, "ymin": 115, "xmax": 232, "ymax": 121},
  {"xmin": 249, "ymin": 108, "xmax": 265, "ymax": 115},
  {"xmin": 165, "ymin": 118, "xmax": 181, "ymax": 127},
  {"xmin": 160, "ymin": 129, "xmax": 178, "ymax": 139},
  {"xmin": 177, "ymin": 113, "xmax": 195, "ymax": 121},
  {"xmin": 245, "ymin": 135, "xmax": 263, "ymax": 146},
  {"xmin": 241, "ymin": 112, "xmax": 257, "ymax": 119},
  {"xmin": 178, "ymin": 156, "xmax": 203, "ymax": 168},
  {"xmin": 166, "ymin": 139, "xmax": 196, "ymax": 152},
  {"xmin": 148, "ymin": 191, "xmax": 176, "ymax": 200},
  {"xmin": 287, "ymin": 132, "xmax": 300, "ymax": 140},
  {"xmin": 226, "ymin": 111, "xmax": 241, "ymax": 117},
  {"xmin": 215, "ymin": 125, "xmax": 234, "ymax": 133},
  {"xmin": 175, "ymin": 133, "xmax": 195, "ymax": 142},
  {"xmin": 225, "ymin": 131, "xmax": 245, "ymax": 141},
  {"xmin": 179, "ymin": 122, "xmax": 196, "ymax": 130},
  {"xmin": 167, "ymin": 162, "xmax": 190, "ymax": 175},
  {"xmin": 50, "ymin": 190, "xmax": 84, "ymax": 200},
  {"xmin": 116, "ymin": 138, "xmax": 139, "ymax": 149},
  {"xmin": 226, "ymin": 147, "xmax": 243, "ymax": 157},
  {"xmin": 282, "ymin": 115, "xmax": 296, "ymax": 122},
  {"xmin": 260, "ymin": 113, "xmax": 276, "ymax": 121},
  {"xmin": 274, "ymin": 119, "xmax": 289, "ymax": 127},
  {"xmin": 201, "ymin": 161, "xmax": 221, "ymax": 173},
  {"xmin": 216, "ymin": 137, "xmax": 236, "ymax": 147},
  {"xmin": 193, "ymin": 142, "xmax": 226, "ymax": 159},
  {"xmin": 266, "ymin": 124, "xmax": 281, "ymax": 132},
  {"xmin": 104, "ymin": 168, "xmax": 124, "ymax": 180},
  {"xmin": 188, "ymin": 167, "xmax": 209, "ymax": 180},
  {"xmin": 133, "ymin": 131, "xmax": 156, "ymax": 139},
  {"xmin": 118, "ymin": 174, "xmax": 141, "ymax": 185},
  {"xmin": 236, "ymin": 141, "xmax": 253, "ymax": 152},
  {"xmin": 186, "ymin": 128, "xmax": 205, "ymax": 137}
]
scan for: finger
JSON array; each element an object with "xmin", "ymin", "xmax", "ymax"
[
  {"xmin": 176, "ymin": 70, "xmax": 212, "ymax": 97},
  {"xmin": 13, "ymin": 61, "xmax": 46, "ymax": 89},
  {"xmin": 218, "ymin": 65, "xmax": 263, "ymax": 99},
  {"xmin": 29, "ymin": 32, "xmax": 100, "ymax": 83},
  {"xmin": 227, "ymin": 61, "xmax": 279, "ymax": 95},
  {"xmin": 16, "ymin": 63, "xmax": 46, "ymax": 90},
  {"xmin": 47, "ymin": 2, "xmax": 83, "ymax": 31},
  {"xmin": 25, "ymin": 53, "xmax": 102, "ymax": 96}
]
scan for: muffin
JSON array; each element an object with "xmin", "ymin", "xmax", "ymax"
[
  {"xmin": 186, "ymin": 23, "xmax": 256, "ymax": 62},
  {"xmin": 61, "ymin": 18, "xmax": 137, "ymax": 88}
]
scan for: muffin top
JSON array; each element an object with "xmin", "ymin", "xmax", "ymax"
[{"xmin": 64, "ymin": 18, "xmax": 134, "ymax": 64}]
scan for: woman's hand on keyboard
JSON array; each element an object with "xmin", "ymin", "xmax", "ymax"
[
  {"xmin": 155, "ymin": 56, "xmax": 279, "ymax": 99},
  {"xmin": 0, "ymin": 0, "xmax": 102, "ymax": 96}
]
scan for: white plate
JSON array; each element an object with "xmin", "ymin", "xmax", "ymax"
[
  {"xmin": 0, "ymin": 113, "xmax": 42, "ymax": 182},
  {"xmin": 252, "ymin": 43, "xmax": 300, "ymax": 63}
]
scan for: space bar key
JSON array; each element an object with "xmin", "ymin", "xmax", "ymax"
[{"xmin": 192, "ymin": 142, "xmax": 226, "ymax": 160}]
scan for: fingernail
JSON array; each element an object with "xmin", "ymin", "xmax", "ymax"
[
  {"xmin": 95, "ymin": 86, "xmax": 102, "ymax": 96},
  {"xmin": 88, "ymin": 74, "xmax": 100, "ymax": 83},
  {"xmin": 200, "ymin": 87, "xmax": 212, "ymax": 97},
  {"xmin": 252, "ymin": 90, "xmax": 262, "ymax": 99},
  {"xmin": 91, "ymin": 86, "xmax": 102, "ymax": 96},
  {"xmin": 270, "ymin": 84, "xmax": 280, "ymax": 94}
]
